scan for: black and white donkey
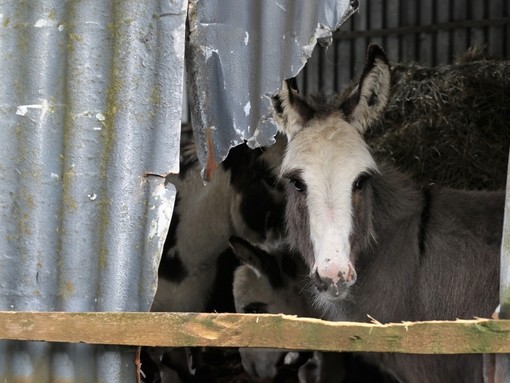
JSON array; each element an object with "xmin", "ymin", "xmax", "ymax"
[{"xmin": 272, "ymin": 44, "xmax": 504, "ymax": 383}]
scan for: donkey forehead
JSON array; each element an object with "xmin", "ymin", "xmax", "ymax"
[{"xmin": 281, "ymin": 116, "xmax": 377, "ymax": 180}]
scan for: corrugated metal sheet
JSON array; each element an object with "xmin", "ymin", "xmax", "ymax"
[
  {"xmin": 0, "ymin": 0, "xmax": 186, "ymax": 381},
  {"xmin": 0, "ymin": 0, "xmax": 359, "ymax": 380},
  {"xmin": 186, "ymin": 0, "xmax": 358, "ymax": 180}
]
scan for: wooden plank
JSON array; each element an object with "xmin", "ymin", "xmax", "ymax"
[{"xmin": 1, "ymin": 312, "xmax": 510, "ymax": 354}]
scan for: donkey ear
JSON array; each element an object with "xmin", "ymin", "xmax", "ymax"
[
  {"xmin": 229, "ymin": 236, "xmax": 284, "ymax": 288},
  {"xmin": 229, "ymin": 236, "xmax": 263, "ymax": 272},
  {"xmin": 272, "ymin": 79, "xmax": 314, "ymax": 141},
  {"xmin": 340, "ymin": 44, "xmax": 391, "ymax": 135}
]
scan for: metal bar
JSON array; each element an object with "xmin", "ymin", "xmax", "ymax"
[{"xmin": 333, "ymin": 17, "xmax": 510, "ymax": 39}]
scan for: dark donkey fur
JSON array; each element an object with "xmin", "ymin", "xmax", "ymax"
[{"xmin": 273, "ymin": 44, "xmax": 505, "ymax": 383}]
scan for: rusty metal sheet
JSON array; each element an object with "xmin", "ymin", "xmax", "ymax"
[
  {"xmin": 186, "ymin": 0, "xmax": 358, "ymax": 179},
  {"xmin": 0, "ymin": 0, "xmax": 185, "ymax": 381}
]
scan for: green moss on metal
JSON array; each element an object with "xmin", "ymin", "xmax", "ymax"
[
  {"xmin": 68, "ymin": 33, "xmax": 83, "ymax": 42},
  {"xmin": 96, "ymin": 74, "xmax": 121, "ymax": 271},
  {"xmin": 67, "ymin": 32, "xmax": 83, "ymax": 55},
  {"xmin": 107, "ymin": 22, "xmax": 120, "ymax": 40},
  {"xmin": 95, "ymin": 8, "xmax": 130, "ymax": 271},
  {"xmin": 61, "ymin": 167, "xmax": 77, "ymax": 213},
  {"xmin": 150, "ymin": 84, "xmax": 161, "ymax": 114},
  {"xmin": 47, "ymin": 9, "xmax": 57, "ymax": 20},
  {"xmin": 13, "ymin": 122, "xmax": 34, "ymax": 240},
  {"xmin": 61, "ymin": 280, "xmax": 76, "ymax": 300},
  {"xmin": 96, "ymin": 186, "xmax": 111, "ymax": 270},
  {"xmin": 107, "ymin": 17, "xmax": 134, "ymax": 42},
  {"xmin": 18, "ymin": 213, "xmax": 32, "ymax": 238}
]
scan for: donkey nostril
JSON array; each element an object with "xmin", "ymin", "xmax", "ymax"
[
  {"xmin": 311, "ymin": 269, "xmax": 329, "ymax": 291},
  {"xmin": 346, "ymin": 265, "xmax": 357, "ymax": 285}
]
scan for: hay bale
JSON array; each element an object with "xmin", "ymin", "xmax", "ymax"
[{"xmin": 367, "ymin": 53, "xmax": 510, "ymax": 191}]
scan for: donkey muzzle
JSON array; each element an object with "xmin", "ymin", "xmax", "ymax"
[{"xmin": 310, "ymin": 264, "xmax": 357, "ymax": 299}]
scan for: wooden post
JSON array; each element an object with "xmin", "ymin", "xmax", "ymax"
[{"xmin": 485, "ymin": 149, "xmax": 510, "ymax": 383}]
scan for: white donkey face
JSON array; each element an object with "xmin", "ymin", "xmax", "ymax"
[
  {"xmin": 282, "ymin": 116, "xmax": 377, "ymax": 297},
  {"xmin": 273, "ymin": 44, "xmax": 391, "ymax": 303}
]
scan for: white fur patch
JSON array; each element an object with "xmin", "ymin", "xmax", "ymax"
[{"xmin": 281, "ymin": 115, "xmax": 378, "ymax": 284}]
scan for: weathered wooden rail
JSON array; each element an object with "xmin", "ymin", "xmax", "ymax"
[{"xmin": 1, "ymin": 311, "xmax": 509, "ymax": 354}]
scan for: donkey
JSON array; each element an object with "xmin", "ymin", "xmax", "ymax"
[
  {"xmin": 230, "ymin": 236, "xmax": 398, "ymax": 383},
  {"xmin": 144, "ymin": 132, "xmax": 288, "ymax": 383},
  {"xmin": 230, "ymin": 236, "xmax": 315, "ymax": 381},
  {"xmin": 272, "ymin": 43, "xmax": 505, "ymax": 383},
  {"xmin": 152, "ymin": 131, "xmax": 287, "ymax": 313}
]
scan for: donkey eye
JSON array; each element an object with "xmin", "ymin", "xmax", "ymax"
[
  {"xmin": 289, "ymin": 178, "xmax": 306, "ymax": 193},
  {"xmin": 353, "ymin": 173, "xmax": 370, "ymax": 192}
]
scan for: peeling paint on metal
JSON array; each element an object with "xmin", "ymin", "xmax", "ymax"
[
  {"xmin": 15, "ymin": 100, "xmax": 50, "ymax": 119},
  {"xmin": 34, "ymin": 18, "xmax": 58, "ymax": 29},
  {"xmin": 186, "ymin": 0, "xmax": 358, "ymax": 178},
  {"xmin": 202, "ymin": 46, "xmax": 219, "ymax": 61},
  {"xmin": 243, "ymin": 101, "xmax": 251, "ymax": 117},
  {"xmin": 148, "ymin": 183, "xmax": 176, "ymax": 248}
]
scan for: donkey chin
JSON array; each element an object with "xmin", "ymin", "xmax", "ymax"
[{"xmin": 310, "ymin": 268, "xmax": 357, "ymax": 303}]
